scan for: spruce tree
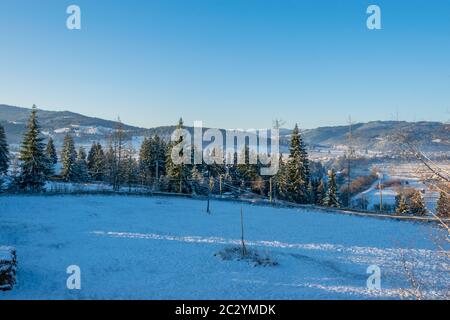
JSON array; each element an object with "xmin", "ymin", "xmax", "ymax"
[
  {"xmin": 61, "ymin": 134, "xmax": 78, "ymax": 182},
  {"xmin": 87, "ymin": 142, "xmax": 97, "ymax": 177},
  {"xmin": 138, "ymin": 137, "xmax": 152, "ymax": 185},
  {"xmin": 436, "ymin": 191, "xmax": 449, "ymax": 217},
  {"xmin": 150, "ymin": 134, "xmax": 167, "ymax": 176},
  {"xmin": 204, "ymin": 148, "xmax": 225, "ymax": 180},
  {"xmin": 299, "ymin": 127, "xmax": 310, "ymax": 185},
  {"xmin": 409, "ymin": 190, "xmax": 427, "ymax": 215},
  {"xmin": 0, "ymin": 124, "xmax": 9, "ymax": 175},
  {"xmin": 276, "ymin": 154, "xmax": 289, "ymax": 200},
  {"xmin": 325, "ymin": 169, "xmax": 340, "ymax": 207},
  {"xmin": 87, "ymin": 142, "xmax": 106, "ymax": 181},
  {"xmin": 45, "ymin": 137, "xmax": 58, "ymax": 165},
  {"xmin": 138, "ymin": 135, "xmax": 167, "ymax": 186},
  {"xmin": 282, "ymin": 124, "xmax": 310, "ymax": 203},
  {"xmin": 43, "ymin": 137, "xmax": 57, "ymax": 177},
  {"xmin": 166, "ymin": 118, "xmax": 191, "ymax": 193},
  {"xmin": 225, "ymin": 151, "xmax": 241, "ymax": 191},
  {"xmin": 17, "ymin": 106, "xmax": 48, "ymax": 191},
  {"xmin": 104, "ymin": 144, "xmax": 116, "ymax": 185},
  {"xmin": 236, "ymin": 145, "xmax": 258, "ymax": 191},
  {"xmin": 76, "ymin": 146, "xmax": 90, "ymax": 182},
  {"xmin": 272, "ymin": 153, "xmax": 284, "ymax": 200}
]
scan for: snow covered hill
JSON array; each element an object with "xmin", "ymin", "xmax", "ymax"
[
  {"xmin": 2, "ymin": 104, "xmax": 449, "ymax": 152},
  {"xmin": 0, "ymin": 195, "xmax": 448, "ymax": 299}
]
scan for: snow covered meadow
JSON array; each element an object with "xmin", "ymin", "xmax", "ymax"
[{"xmin": 0, "ymin": 195, "xmax": 448, "ymax": 299}]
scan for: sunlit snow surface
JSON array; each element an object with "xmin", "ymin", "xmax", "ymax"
[{"xmin": 0, "ymin": 195, "xmax": 448, "ymax": 299}]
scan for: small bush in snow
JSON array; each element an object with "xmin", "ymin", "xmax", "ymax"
[
  {"xmin": 215, "ymin": 246, "xmax": 278, "ymax": 267},
  {"xmin": 0, "ymin": 246, "xmax": 17, "ymax": 291}
]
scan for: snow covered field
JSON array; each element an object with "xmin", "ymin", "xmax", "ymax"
[{"xmin": 0, "ymin": 195, "xmax": 448, "ymax": 299}]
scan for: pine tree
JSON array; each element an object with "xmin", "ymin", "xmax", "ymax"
[
  {"xmin": 395, "ymin": 193, "xmax": 409, "ymax": 214},
  {"xmin": 61, "ymin": 134, "xmax": 78, "ymax": 182},
  {"xmin": 436, "ymin": 191, "xmax": 449, "ymax": 217},
  {"xmin": 138, "ymin": 135, "xmax": 167, "ymax": 186},
  {"xmin": 276, "ymin": 154, "xmax": 288, "ymax": 200},
  {"xmin": 281, "ymin": 124, "xmax": 310, "ymax": 203},
  {"xmin": 76, "ymin": 146, "xmax": 90, "ymax": 182},
  {"xmin": 325, "ymin": 169, "xmax": 339, "ymax": 207},
  {"xmin": 104, "ymin": 144, "xmax": 116, "ymax": 185},
  {"xmin": 43, "ymin": 137, "xmax": 57, "ymax": 177},
  {"xmin": 0, "ymin": 124, "xmax": 9, "ymax": 176},
  {"xmin": 17, "ymin": 106, "xmax": 49, "ymax": 191},
  {"xmin": 138, "ymin": 137, "xmax": 152, "ymax": 185},
  {"xmin": 409, "ymin": 190, "xmax": 427, "ymax": 215},
  {"xmin": 298, "ymin": 127, "xmax": 310, "ymax": 185},
  {"xmin": 87, "ymin": 142, "xmax": 106, "ymax": 181},
  {"xmin": 204, "ymin": 148, "xmax": 225, "ymax": 179},
  {"xmin": 272, "ymin": 153, "xmax": 284, "ymax": 200},
  {"xmin": 223, "ymin": 151, "xmax": 241, "ymax": 194},
  {"xmin": 166, "ymin": 118, "xmax": 191, "ymax": 193},
  {"xmin": 236, "ymin": 145, "xmax": 258, "ymax": 191},
  {"xmin": 151, "ymin": 134, "xmax": 167, "ymax": 178},
  {"xmin": 45, "ymin": 137, "xmax": 58, "ymax": 165}
]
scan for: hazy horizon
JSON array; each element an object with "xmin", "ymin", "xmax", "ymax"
[{"xmin": 1, "ymin": 102, "xmax": 448, "ymax": 131}]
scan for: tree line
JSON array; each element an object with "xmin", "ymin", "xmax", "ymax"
[{"xmin": 0, "ymin": 106, "xmax": 448, "ymax": 217}]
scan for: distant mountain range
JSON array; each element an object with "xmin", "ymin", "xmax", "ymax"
[{"xmin": 1, "ymin": 104, "xmax": 449, "ymax": 152}]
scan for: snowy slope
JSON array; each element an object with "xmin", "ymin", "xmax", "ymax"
[{"xmin": 0, "ymin": 195, "xmax": 448, "ymax": 299}]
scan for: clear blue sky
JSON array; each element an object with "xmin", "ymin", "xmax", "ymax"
[{"xmin": 0, "ymin": 0, "xmax": 449, "ymax": 129}]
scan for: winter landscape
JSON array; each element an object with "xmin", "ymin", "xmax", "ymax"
[
  {"xmin": 0, "ymin": 105, "xmax": 448, "ymax": 300},
  {"xmin": 1, "ymin": 1, "xmax": 450, "ymax": 301}
]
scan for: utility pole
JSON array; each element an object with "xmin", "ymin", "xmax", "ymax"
[
  {"xmin": 219, "ymin": 174, "xmax": 222, "ymax": 195},
  {"xmin": 379, "ymin": 173, "xmax": 383, "ymax": 212},
  {"xmin": 347, "ymin": 116, "xmax": 354, "ymax": 208},
  {"xmin": 240, "ymin": 206, "xmax": 247, "ymax": 256},
  {"xmin": 272, "ymin": 119, "xmax": 284, "ymax": 203},
  {"xmin": 206, "ymin": 171, "xmax": 211, "ymax": 214},
  {"xmin": 269, "ymin": 177, "xmax": 273, "ymax": 203}
]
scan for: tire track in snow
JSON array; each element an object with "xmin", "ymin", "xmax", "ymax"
[{"xmin": 90, "ymin": 230, "xmax": 443, "ymax": 259}]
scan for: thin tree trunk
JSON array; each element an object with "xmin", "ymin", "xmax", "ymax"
[{"xmin": 240, "ymin": 206, "xmax": 247, "ymax": 256}]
